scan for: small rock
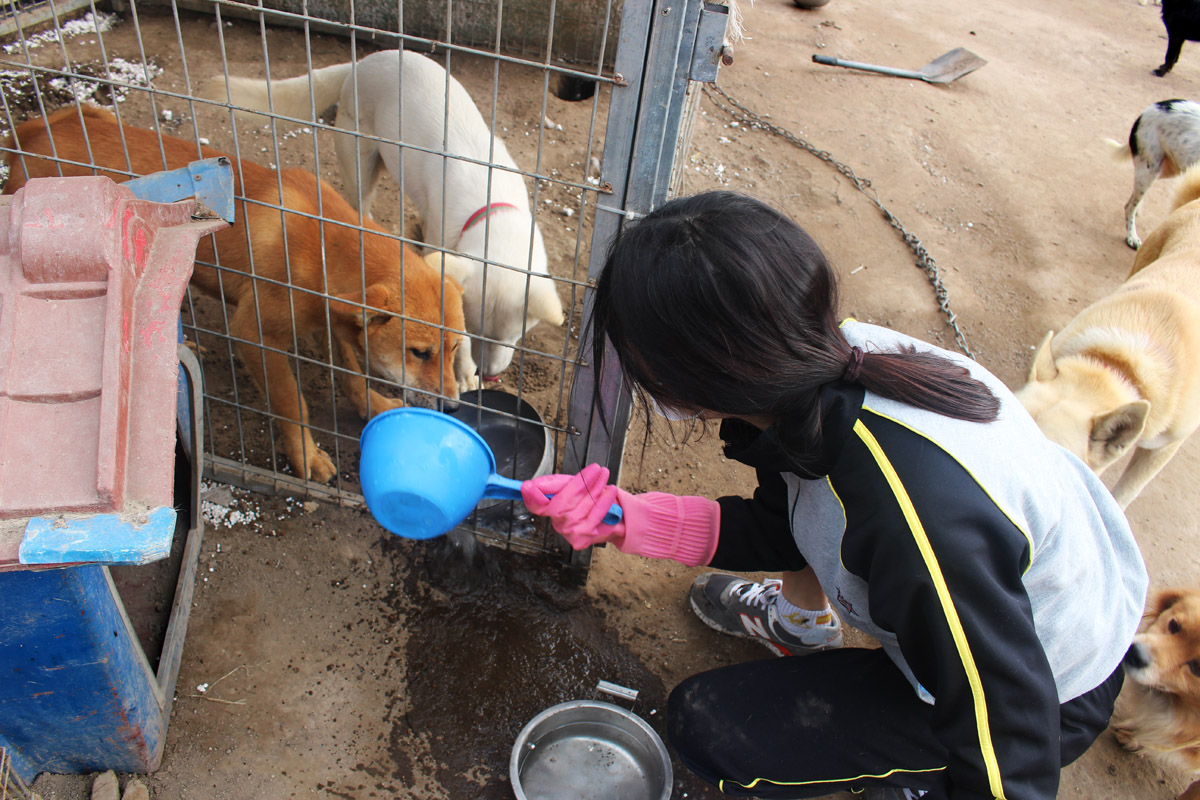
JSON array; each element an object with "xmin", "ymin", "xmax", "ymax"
[
  {"xmin": 204, "ymin": 485, "xmax": 234, "ymax": 506},
  {"xmin": 91, "ymin": 771, "xmax": 119, "ymax": 800}
]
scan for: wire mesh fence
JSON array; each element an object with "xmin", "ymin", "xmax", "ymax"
[{"xmin": 0, "ymin": 0, "xmax": 726, "ymax": 559}]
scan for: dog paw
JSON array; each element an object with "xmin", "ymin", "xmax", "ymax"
[
  {"xmin": 1126, "ymin": 235, "xmax": 1142, "ymax": 250},
  {"xmin": 305, "ymin": 448, "xmax": 338, "ymax": 484},
  {"xmin": 458, "ymin": 373, "xmax": 481, "ymax": 394},
  {"xmin": 1154, "ymin": 66, "xmax": 1170, "ymax": 77},
  {"xmin": 366, "ymin": 394, "xmax": 405, "ymax": 417},
  {"xmin": 1113, "ymin": 725, "xmax": 1142, "ymax": 752}
]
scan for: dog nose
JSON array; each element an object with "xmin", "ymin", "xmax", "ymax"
[
  {"xmin": 1123, "ymin": 642, "xmax": 1149, "ymax": 670},
  {"xmin": 439, "ymin": 396, "xmax": 460, "ymax": 413}
]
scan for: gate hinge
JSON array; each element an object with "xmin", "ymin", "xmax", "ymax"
[{"xmin": 689, "ymin": 2, "xmax": 731, "ymax": 83}]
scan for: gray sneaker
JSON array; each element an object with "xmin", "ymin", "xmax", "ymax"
[{"xmin": 688, "ymin": 573, "xmax": 843, "ymax": 657}]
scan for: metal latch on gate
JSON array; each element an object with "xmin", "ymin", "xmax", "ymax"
[{"xmin": 689, "ymin": 2, "xmax": 731, "ymax": 82}]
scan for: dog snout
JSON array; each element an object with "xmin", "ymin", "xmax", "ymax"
[{"xmin": 1124, "ymin": 641, "xmax": 1151, "ymax": 671}]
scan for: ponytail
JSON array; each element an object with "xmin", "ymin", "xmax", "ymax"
[
  {"xmin": 852, "ymin": 347, "xmax": 999, "ymax": 423},
  {"xmin": 590, "ymin": 191, "xmax": 1000, "ymax": 461}
]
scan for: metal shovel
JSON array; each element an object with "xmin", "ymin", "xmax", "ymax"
[{"xmin": 812, "ymin": 47, "xmax": 986, "ymax": 84}]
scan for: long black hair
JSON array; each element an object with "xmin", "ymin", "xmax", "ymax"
[{"xmin": 590, "ymin": 191, "xmax": 999, "ymax": 456}]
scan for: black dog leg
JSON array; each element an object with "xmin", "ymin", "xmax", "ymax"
[{"xmin": 1155, "ymin": 35, "xmax": 1185, "ymax": 76}]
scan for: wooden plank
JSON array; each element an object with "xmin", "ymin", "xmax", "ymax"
[{"xmin": 155, "ymin": 344, "xmax": 205, "ymax": 715}]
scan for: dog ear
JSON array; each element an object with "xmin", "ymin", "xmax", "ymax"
[
  {"xmin": 1028, "ymin": 331, "xmax": 1057, "ymax": 382},
  {"xmin": 440, "ymin": 275, "xmax": 466, "ymax": 325},
  {"xmin": 329, "ymin": 284, "xmax": 391, "ymax": 329},
  {"xmin": 423, "ymin": 249, "xmax": 446, "ymax": 272},
  {"xmin": 441, "ymin": 272, "xmax": 464, "ymax": 300},
  {"xmin": 1090, "ymin": 400, "xmax": 1151, "ymax": 459},
  {"xmin": 1154, "ymin": 588, "xmax": 1186, "ymax": 617}
]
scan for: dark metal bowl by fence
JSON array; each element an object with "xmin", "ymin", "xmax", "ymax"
[{"xmin": 446, "ymin": 389, "xmax": 554, "ymax": 522}]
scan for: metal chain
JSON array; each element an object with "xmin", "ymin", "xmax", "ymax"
[{"xmin": 702, "ymin": 84, "xmax": 976, "ymax": 360}]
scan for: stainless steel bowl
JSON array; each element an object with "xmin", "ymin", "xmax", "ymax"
[{"xmin": 510, "ymin": 700, "xmax": 673, "ymax": 800}]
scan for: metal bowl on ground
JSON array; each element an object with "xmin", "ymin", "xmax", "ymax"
[
  {"xmin": 510, "ymin": 699, "xmax": 673, "ymax": 800},
  {"xmin": 446, "ymin": 389, "xmax": 554, "ymax": 521}
]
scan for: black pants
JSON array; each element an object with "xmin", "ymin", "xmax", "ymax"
[{"xmin": 667, "ymin": 648, "xmax": 1123, "ymax": 798}]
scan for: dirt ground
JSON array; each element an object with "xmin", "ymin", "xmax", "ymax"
[{"xmin": 13, "ymin": 0, "xmax": 1200, "ymax": 797}]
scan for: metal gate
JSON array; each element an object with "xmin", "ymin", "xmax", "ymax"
[{"xmin": 0, "ymin": 0, "xmax": 729, "ymax": 561}]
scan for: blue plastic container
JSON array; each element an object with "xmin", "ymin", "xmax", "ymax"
[{"xmin": 360, "ymin": 408, "xmax": 620, "ymax": 540}]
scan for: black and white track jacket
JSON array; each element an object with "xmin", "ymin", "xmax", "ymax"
[{"xmin": 711, "ymin": 321, "xmax": 1148, "ymax": 800}]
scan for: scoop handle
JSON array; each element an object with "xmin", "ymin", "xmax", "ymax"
[
  {"xmin": 811, "ymin": 54, "xmax": 926, "ymax": 80},
  {"xmin": 486, "ymin": 474, "xmax": 623, "ymax": 525}
]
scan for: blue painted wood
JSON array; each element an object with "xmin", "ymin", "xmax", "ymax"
[
  {"xmin": 0, "ymin": 566, "xmax": 165, "ymax": 781},
  {"xmin": 123, "ymin": 157, "xmax": 235, "ymax": 223},
  {"xmin": 19, "ymin": 506, "xmax": 177, "ymax": 566}
]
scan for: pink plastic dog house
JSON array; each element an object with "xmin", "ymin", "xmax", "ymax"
[{"xmin": 0, "ymin": 175, "xmax": 224, "ymax": 566}]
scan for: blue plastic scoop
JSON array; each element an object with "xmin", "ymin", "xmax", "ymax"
[{"xmin": 360, "ymin": 407, "xmax": 622, "ymax": 540}]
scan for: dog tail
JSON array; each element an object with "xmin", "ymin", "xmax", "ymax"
[
  {"xmin": 1173, "ymin": 163, "xmax": 1200, "ymax": 209},
  {"xmin": 529, "ymin": 276, "xmax": 565, "ymax": 327},
  {"xmin": 200, "ymin": 62, "xmax": 353, "ymax": 125},
  {"xmin": 1105, "ymin": 137, "xmax": 1132, "ymax": 162}
]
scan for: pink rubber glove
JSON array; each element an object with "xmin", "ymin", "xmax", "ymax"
[
  {"xmin": 521, "ymin": 464, "xmax": 720, "ymax": 567},
  {"xmin": 521, "ymin": 463, "xmax": 623, "ymax": 547}
]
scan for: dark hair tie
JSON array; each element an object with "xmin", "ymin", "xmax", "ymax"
[{"xmin": 843, "ymin": 346, "xmax": 865, "ymax": 383}]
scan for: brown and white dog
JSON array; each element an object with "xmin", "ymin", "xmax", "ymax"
[
  {"xmin": 1111, "ymin": 99, "xmax": 1200, "ymax": 250},
  {"xmin": 1115, "ymin": 588, "xmax": 1200, "ymax": 798},
  {"xmin": 2, "ymin": 105, "xmax": 465, "ymax": 483},
  {"xmin": 1016, "ymin": 163, "xmax": 1200, "ymax": 508}
]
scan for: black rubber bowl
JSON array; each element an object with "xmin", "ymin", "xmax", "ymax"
[{"xmin": 446, "ymin": 389, "xmax": 555, "ymax": 521}]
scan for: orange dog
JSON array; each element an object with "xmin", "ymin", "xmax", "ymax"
[
  {"xmin": 3, "ymin": 106, "xmax": 465, "ymax": 482},
  {"xmin": 1115, "ymin": 588, "xmax": 1200, "ymax": 797}
]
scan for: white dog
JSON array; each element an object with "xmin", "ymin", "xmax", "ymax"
[
  {"xmin": 1110, "ymin": 98, "xmax": 1200, "ymax": 249},
  {"xmin": 206, "ymin": 50, "xmax": 565, "ymax": 387}
]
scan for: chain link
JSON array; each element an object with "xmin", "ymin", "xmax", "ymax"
[{"xmin": 702, "ymin": 84, "xmax": 976, "ymax": 360}]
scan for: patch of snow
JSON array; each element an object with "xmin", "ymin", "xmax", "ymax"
[{"xmin": 2, "ymin": 11, "xmax": 118, "ymax": 54}]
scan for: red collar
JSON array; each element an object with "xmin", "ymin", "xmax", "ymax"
[{"xmin": 460, "ymin": 202, "xmax": 519, "ymax": 237}]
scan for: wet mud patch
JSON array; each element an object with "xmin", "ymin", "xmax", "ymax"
[{"xmin": 389, "ymin": 537, "xmax": 721, "ymax": 798}]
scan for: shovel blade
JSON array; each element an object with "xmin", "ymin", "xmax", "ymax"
[{"xmin": 920, "ymin": 47, "xmax": 987, "ymax": 84}]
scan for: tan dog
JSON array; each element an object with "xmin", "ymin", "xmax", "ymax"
[
  {"xmin": 3, "ymin": 106, "xmax": 465, "ymax": 483},
  {"xmin": 1114, "ymin": 588, "xmax": 1200, "ymax": 796},
  {"xmin": 1016, "ymin": 164, "xmax": 1200, "ymax": 508}
]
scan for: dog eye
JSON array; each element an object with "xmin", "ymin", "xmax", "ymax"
[
  {"xmin": 1190, "ymin": 661, "xmax": 1200, "ymax": 677},
  {"xmin": 409, "ymin": 348, "xmax": 432, "ymax": 361},
  {"xmin": 1170, "ymin": 619, "xmax": 1183, "ymax": 634}
]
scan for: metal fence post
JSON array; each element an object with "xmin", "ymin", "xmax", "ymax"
[{"xmin": 563, "ymin": 0, "xmax": 728, "ymax": 568}]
